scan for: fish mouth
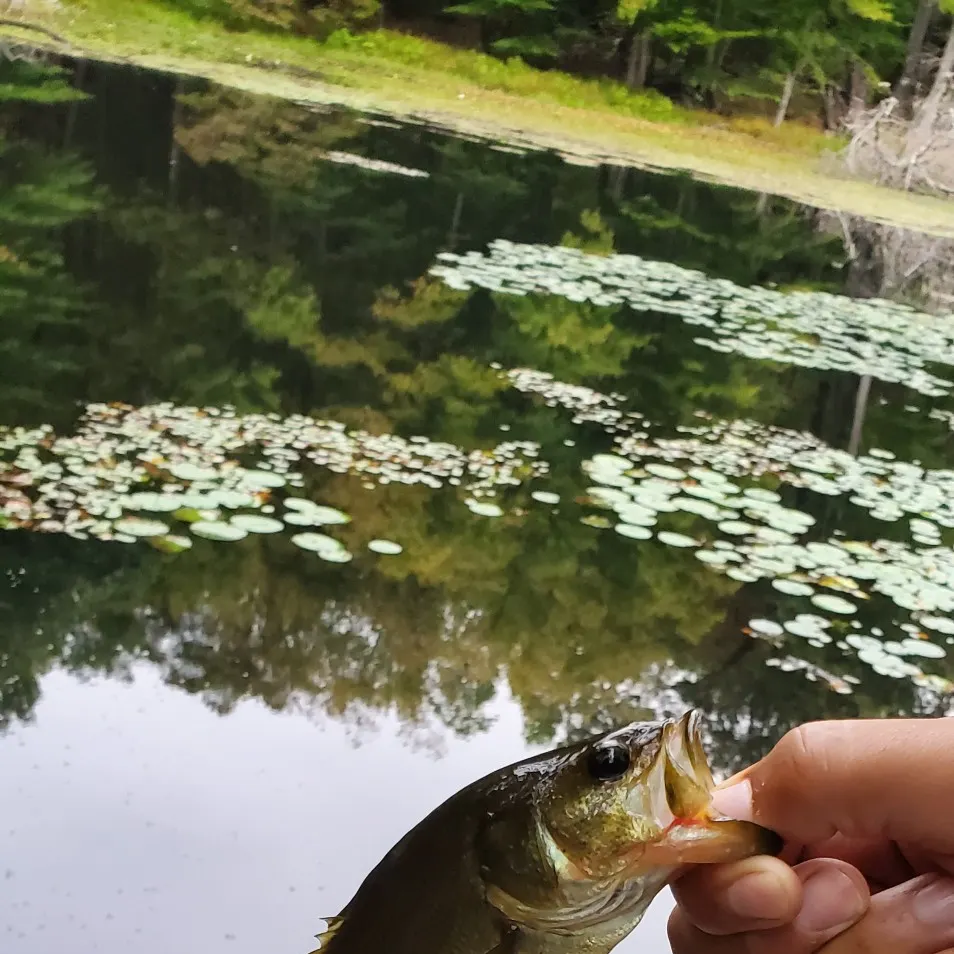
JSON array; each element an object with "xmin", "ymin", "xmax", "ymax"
[{"xmin": 634, "ymin": 710, "xmax": 782, "ymax": 869}]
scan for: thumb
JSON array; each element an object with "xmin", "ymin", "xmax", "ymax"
[{"xmin": 710, "ymin": 719, "xmax": 954, "ymax": 853}]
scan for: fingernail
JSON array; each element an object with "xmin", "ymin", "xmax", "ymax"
[
  {"xmin": 796, "ymin": 869, "xmax": 867, "ymax": 934},
  {"xmin": 724, "ymin": 870, "xmax": 792, "ymax": 921},
  {"xmin": 913, "ymin": 876, "xmax": 954, "ymax": 925},
  {"xmin": 710, "ymin": 780, "xmax": 754, "ymax": 821}
]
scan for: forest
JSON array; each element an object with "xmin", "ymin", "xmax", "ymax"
[{"xmin": 168, "ymin": 0, "xmax": 954, "ymax": 129}]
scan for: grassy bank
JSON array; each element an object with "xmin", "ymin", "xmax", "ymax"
[{"xmin": 6, "ymin": 0, "xmax": 954, "ymax": 236}]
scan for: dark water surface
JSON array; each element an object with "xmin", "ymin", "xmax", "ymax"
[{"xmin": 4, "ymin": 53, "xmax": 954, "ymax": 954}]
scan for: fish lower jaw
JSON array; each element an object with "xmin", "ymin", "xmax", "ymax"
[{"xmin": 485, "ymin": 868, "xmax": 673, "ymax": 940}]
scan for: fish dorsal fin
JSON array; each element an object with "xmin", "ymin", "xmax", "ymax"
[{"xmin": 306, "ymin": 915, "xmax": 346, "ymax": 954}]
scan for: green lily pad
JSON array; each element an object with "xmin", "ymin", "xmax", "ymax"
[
  {"xmin": 368, "ymin": 539, "xmax": 403, "ymax": 555},
  {"xmin": 291, "ymin": 532, "xmax": 344, "ymax": 554},
  {"xmin": 811, "ymin": 593, "xmax": 857, "ymax": 615},
  {"xmin": 192, "ymin": 521, "xmax": 248, "ymax": 542},
  {"xmin": 466, "ymin": 499, "xmax": 504, "ymax": 518},
  {"xmin": 918, "ymin": 615, "xmax": 954, "ymax": 635},
  {"xmin": 123, "ymin": 492, "xmax": 184, "ymax": 513},
  {"xmin": 148, "ymin": 534, "xmax": 193, "ymax": 554},
  {"xmin": 616, "ymin": 523, "xmax": 652, "ymax": 540},
  {"xmin": 167, "ymin": 463, "xmax": 219, "ymax": 482},
  {"xmin": 283, "ymin": 503, "xmax": 352, "ymax": 525},
  {"xmin": 114, "ymin": 517, "xmax": 170, "ymax": 538},
  {"xmin": 772, "ymin": 579, "xmax": 815, "ymax": 597},
  {"xmin": 231, "ymin": 515, "xmax": 284, "ymax": 534},
  {"xmin": 656, "ymin": 531, "xmax": 698, "ymax": 548},
  {"xmin": 645, "ymin": 464, "xmax": 686, "ymax": 481},
  {"xmin": 238, "ymin": 469, "xmax": 286, "ymax": 490}
]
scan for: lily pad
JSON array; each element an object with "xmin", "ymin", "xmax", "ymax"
[
  {"xmin": 237, "ymin": 469, "xmax": 286, "ymax": 490},
  {"xmin": 918, "ymin": 615, "xmax": 954, "ymax": 635},
  {"xmin": 616, "ymin": 523, "xmax": 652, "ymax": 540},
  {"xmin": 645, "ymin": 464, "xmax": 686, "ymax": 481},
  {"xmin": 810, "ymin": 593, "xmax": 857, "ymax": 615},
  {"xmin": 899, "ymin": 638, "xmax": 946, "ymax": 658},
  {"xmin": 231, "ymin": 515, "xmax": 284, "ymax": 534},
  {"xmin": 148, "ymin": 534, "xmax": 193, "ymax": 554},
  {"xmin": 122, "ymin": 492, "xmax": 184, "ymax": 513},
  {"xmin": 191, "ymin": 521, "xmax": 248, "ymax": 542},
  {"xmin": 291, "ymin": 532, "xmax": 345, "ymax": 554},
  {"xmin": 656, "ymin": 531, "xmax": 698, "ymax": 548},
  {"xmin": 283, "ymin": 503, "xmax": 352, "ymax": 525},
  {"xmin": 773, "ymin": 579, "xmax": 815, "ymax": 597},
  {"xmin": 466, "ymin": 499, "xmax": 504, "ymax": 518},
  {"xmin": 368, "ymin": 539, "xmax": 403, "ymax": 555},
  {"xmin": 531, "ymin": 491, "xmax": 561, "ymax": 505},
  {"xmin": 167, "ymin": 463, "xmax": 219, "ymax": 482},
  {"xmin": 114, "ymin": 517, "xmax": 170, "ymax": 538}
]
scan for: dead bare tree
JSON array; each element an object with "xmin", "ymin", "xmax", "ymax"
[{"xmin": 820, "ymin": 209, "xmax": 954, "ymax": 312}]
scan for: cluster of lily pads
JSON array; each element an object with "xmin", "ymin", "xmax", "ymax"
[
  {"xmin": 573, "ymin": 436, "xmax": 954, "ymax": 696},
  {"xmin": 616, "ymin": 417, "xmax": 954, "ymax": 529},
  {"xmin": 431, "ymin": 240, "xmax": 954, "ymax": 397},
  {"xmin": 0, "ymin": 400, "xmax": 550, "ymax": 556},
  {"xmin": 505, "ymin": 367, "xmax": 645, "ymax": 431}
]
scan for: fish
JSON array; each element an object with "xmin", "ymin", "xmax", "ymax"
[{"xmin": 310, "ymin": 709, "xmax": 781, "ymax": 954}]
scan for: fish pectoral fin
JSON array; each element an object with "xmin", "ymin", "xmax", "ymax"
[{"xmin": 307, "ymin": 915, "xmax": 345, "ymax": 953}]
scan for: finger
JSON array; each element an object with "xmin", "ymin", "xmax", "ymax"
[
  {"xmin": 671, "ymin": 855, "xmax": 802, "ymax": 934},
  {"xmin": 800, "ymin": 834, "xmax": 917, "ymax": 889},
  {"xmin": 670, "ymin": 871, "xmax": 954, "ymax": 954},
  {"xmin": 814, "ymin": 873, "xmax": 954, "ymax": 954},
  {"xmin": 669, "ymin": 858, "xmax": 869, "ymax": 954},
  {"xmin": 710, "ymin": 719, "xmax": 954, "ymax": 855}
]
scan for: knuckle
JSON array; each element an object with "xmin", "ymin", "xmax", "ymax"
[{"xmin": 778, "ymin": 722, "xmax": 837, "ymax": 778}]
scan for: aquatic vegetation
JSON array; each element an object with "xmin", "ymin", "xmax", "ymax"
[
  {"xmin": 434, "ymin": 241, "xmax": 954, "ymax": 397},
  {"xmin": 4, "ymin": 352, "xmax": 954, "ymax": 705},
  {"xmin": 368, "ymin": 539, "xmax": 403, "ymax": 555},
  {"xmin": 0, "ymin": 400, "xmax": 549, "ymax": 551},
  {"xmin": 575, "ymin": 416, "xmax": 954, "ymax": 696}
]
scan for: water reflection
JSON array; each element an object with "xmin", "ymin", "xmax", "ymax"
[{"xmin": 2, "ymin": 53, "xmax": 954, "ymax": 954}]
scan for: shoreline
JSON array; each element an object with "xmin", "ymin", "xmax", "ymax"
[{"xmin": 4, "ymin": 9, "xmax": 954, "ymax": 237}]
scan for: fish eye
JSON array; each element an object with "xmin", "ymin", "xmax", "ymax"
[{"xmin": 586, "ymin": 741, "xmax": 631, "ymax": 783}]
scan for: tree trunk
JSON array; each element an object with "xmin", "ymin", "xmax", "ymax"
[
  {"xmin": 905, "ymin": 23, "xmax": 954, "ymax": 159},
  {"xmin": 625, "ymin": 29, "xmax": 651, "ymax": 88},
  {"xmin": 167, "ymin": 78, "xmax": 183, "ymax": 206},
  {"xmin": 774, "ymin": 71, "xmax": 797, "ymax": 126},
  {"xmin": 896, "ymin": 0, "xmax": 938, "ymax": 117},
  {"xmin": 609, "ymin": 166, "xmax": 628, "ymax": 201},
  {"xmin": 447, "ymin": 192, "xmax": 465, "ymax": 250},
  {"xmin": 849, "ymin": 58, "xmax": 868, "ymax": 118},
  {"xmin": 848, "ymin": 375, "xmax": 872, "ymax": 456}
]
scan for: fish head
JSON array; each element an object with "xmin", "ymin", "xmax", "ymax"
[{"xmin": 535, "ymin": 709, "xmax": 780, "ymax": 883}]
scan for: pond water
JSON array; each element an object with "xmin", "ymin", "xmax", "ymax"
[{"xmin": 3, "ymin": 52, "xmax": 954, "ymax": 954}]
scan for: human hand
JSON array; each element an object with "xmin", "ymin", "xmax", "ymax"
[{"xmin": 668, "ymin": 718, "xmax": 954, "ymax": 953}]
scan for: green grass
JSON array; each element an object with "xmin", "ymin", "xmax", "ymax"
[{"xmin": 5, "ymin": 0, "xmax": 954, "ymax": 236}]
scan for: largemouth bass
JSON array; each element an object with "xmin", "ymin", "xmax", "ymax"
[{"xmin": 311, "ymin": 710, "xmax": 780, "ymax": 954}]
